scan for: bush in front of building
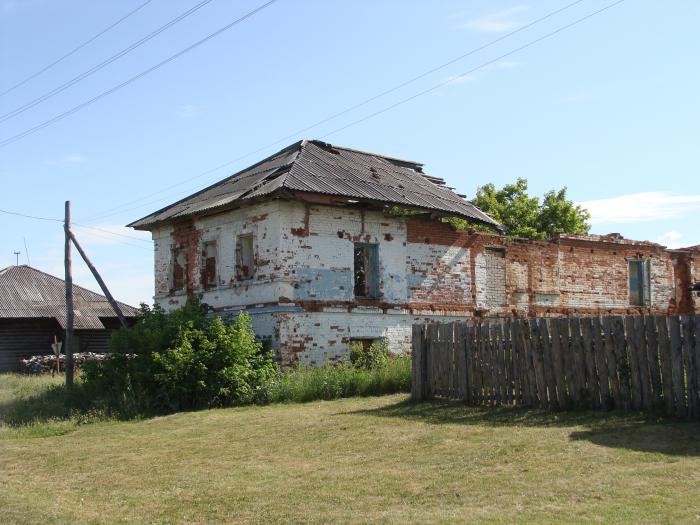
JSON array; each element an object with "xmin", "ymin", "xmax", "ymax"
[
  {"xmin": 82, "ymin": 301, "xmax": 278, "ymax": 416},
  {"xmin": 349, "ymin": 339, "xmax": 391, "ymax": 370}
]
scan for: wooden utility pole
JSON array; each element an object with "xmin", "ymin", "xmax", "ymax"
[
  {"xmin": 64, "ymin": 201, "xmax": 74, "ymax": 387},
  {"xmin": 68, "ymin": 230, "xmax": 128, "ymax": 328}
]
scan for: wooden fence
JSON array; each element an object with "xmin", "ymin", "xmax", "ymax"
[{"xmin": 411, "ymin": 315, "xmax": 700, "ymax": 420}]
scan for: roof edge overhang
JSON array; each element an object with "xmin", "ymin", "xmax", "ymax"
[
  {"xmin": 131, "ymin": 187, "xmax": 503, "ymax": 233},
  {"xmin": 127, "ymin": 140, "xmax": 305, "ymax": 230}
]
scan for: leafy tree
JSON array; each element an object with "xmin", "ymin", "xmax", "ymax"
[{"xmin": 470, "ymin": 177, "xmax": 590, "ymax": 239}]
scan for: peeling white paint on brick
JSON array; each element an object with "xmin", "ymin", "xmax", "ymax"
[{"xmin": 148, "ymin": 199, "xmax": 698, "ymax": 365}]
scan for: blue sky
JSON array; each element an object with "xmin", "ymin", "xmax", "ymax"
[{"xmin": 1, "ymin": 0, "xmax": 698, "ymax": 306}]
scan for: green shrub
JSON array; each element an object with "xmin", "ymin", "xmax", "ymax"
[
  {"xmin": 349, "ymin": 339, "xmax": 390, "ymax": 370},
  {"xmin": 82, "ymin": 301, "xmax": 278, "ymax": 416}
]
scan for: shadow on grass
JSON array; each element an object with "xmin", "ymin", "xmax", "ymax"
[
  {"xmin": 345, "ymin": 398, "xmax": 700, "ymax": 457},
  {"xmin": 0, "ymin": 382, "xmax": 98, "ymax": 427}
]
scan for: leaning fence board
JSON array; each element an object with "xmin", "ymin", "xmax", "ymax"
[
  {"xmin": 519, "ymin": 320, "xmax": 536, "ymax": 406},
  {"xmin": 549, "ymin": 318, "xmax": 568, "ymax": 408},
  {"xmin": 503, "ymin": 320, "xmax": 513, "ymax": 405},
  {"xmin": 466, "ymin": 321, "xmax": 476, "ymax": 404},
  {"xmin": 681, "ymin": 316, "xmax": 698, "ymax": 420},
  {"xmin": 634, "ymin": 317, "xmax": 661, "ymax": 410},
  {"xmin": 473, "ymin": 322, "xmax": 483, "ymax": 405},
  {"xmin": 669, "ymin": 316, "xmax": 686, "ymax": 418},
  {"xmin": 612, "ymin": 317, "xmax": 631, "ymax": 410},
  {"xmin": 644, "ymin": 316, "xmax": 663, "ymax": 408},
  {"xmin": 694, "ymin": 316, "xmax": 700, "ymax": 418},
  {"xmin": 592, "ymin": 317, "xmax": 610, "ymax": 408},
  {"xmin": 538, "ymin": 318, "xmax": 558, "ymax": 408},
  {"xmin": 570, "ymin": 318, "xmax": 586, "ymax": 407},
  {"xmin": 509, "ymin": 320, "xmax": 521, "ymax": 405},
  {"xmin": 411, "ymin": 324, "xmax": 423, "ymax": 401},
  {"xmin": 624, "ymin": 316, "xmax": 643, "ymax": 410},
  {"xmin": 655, "ymin": 316, "xmax": 675, "ymax": 416},
  {"xmin": 580, "ymin": 318, "xmax": 600, "ymax": 409}
]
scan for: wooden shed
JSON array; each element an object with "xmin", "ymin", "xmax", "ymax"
[{"xmin": 0, "ymin": 265, "xmax": 139, "ymax": 372}]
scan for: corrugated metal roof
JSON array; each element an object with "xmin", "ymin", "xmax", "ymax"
[
  {"xmin": 129, "ymin": 140, "xmax": 500, "ymax": 230},
  {"xmin": 0, "ymin": 266, "xmax": 139, "ymax": 329}
]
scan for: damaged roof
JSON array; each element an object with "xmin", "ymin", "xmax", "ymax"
[
  {"xmin": 129, "ymin": 140, "xmax": 500, "ymax": 230},
  {"xmin": 0, "ymin": 265, "xmax": 139, "ymax": 329}
]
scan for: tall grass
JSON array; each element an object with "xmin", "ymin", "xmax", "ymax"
[
  {"xmin": 0, "ymin": 356, "xmax": 412, "ymax": 429},
  {"xmin": 270, "ymin": 356, "xmax": 411, "ymax": 403}
]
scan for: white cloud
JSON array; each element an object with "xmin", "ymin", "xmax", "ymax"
[
  {"xmin": 463, "ymin": 6, "xmax": 529, "ymax": 33},
  {"xmin": 176, "ymin": 104, "xmax": 205, "ymax": 118},
  {"xmin": 578, "ymin": 192, "xmax": 700, "ymax": 225},
  {"xmin": 655, "ymin": 230, "xmax": 684, "ymax": 249}
]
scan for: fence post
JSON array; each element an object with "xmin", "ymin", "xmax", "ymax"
[{"xmin": 411, "ymin": 324, "xmax": 427, "ymax": 401}]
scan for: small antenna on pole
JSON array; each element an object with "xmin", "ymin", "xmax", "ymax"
[{"xmin": 13, "ymin": 251, "xmax": 20, "ymax": 265}]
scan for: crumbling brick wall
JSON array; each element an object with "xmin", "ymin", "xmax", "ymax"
[{"xmin": 150, "ymin": 200, "xmax": 696, "ymax": 365}]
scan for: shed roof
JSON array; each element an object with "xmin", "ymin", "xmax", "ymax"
[
  {"xmin": 129, "ymin": 140, "xmax": 501, "ymax": 230},
  {"xmin": 0, "ymin": 265, "xmax": 139, "ymax": 329}
]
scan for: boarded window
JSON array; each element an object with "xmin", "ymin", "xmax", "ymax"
[
  {"xmin": 629, "ymin": 259, "xmax": 650, "ymax": 306},
  {"xmin": 354, "ymin": 243, "xmax": 379, "ymax": 298},
  {"xmin": 484, "ymin": 247, "xmax": 507, "ymax": 306},
  {"xmin": 237, "ymin": 234, "xmax": 255, "ymax": 280},
  {"xmin": 201, "ymin": 241, "xmax": 217, "ymax": 290},
  {"xmin": 170, "ymin": 247, "xmax": 186, "ymax": 292}
]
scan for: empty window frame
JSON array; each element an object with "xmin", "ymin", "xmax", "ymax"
[
  {"xmin": 353, "ymin": 243, "xmax": 379, "ymax": 298},
  {"xmin": 170, "ymin": 247, "xmax": 187, "ymax": 293},
  {"xmin": 200, "ymin": 240, "xmax": 218, "ymax": 290},
  {"xmin": 237, "ymin": 234, "xmax": 255, "ymax": 280},
  {"xmin": 628, "ymin": 259, "xmax": 651, "ymax": 306}
]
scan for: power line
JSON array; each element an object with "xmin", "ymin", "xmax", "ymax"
[
  {"xmin": 82, "ymin": 0, "xmax": 589, "ymax": 223},
  {"xmin": 0, "ymin": 0, "xmax": 154, "ymax": 98},
  {"xmin": 0, "ymin": 208, "xmax": 61, "ymax": 223},
  {"xmin": 86, "ymin": 0, "xmax": 625, "ymax": 225},
  {"xmin": 0, "ymin": 0, "xmax": 279, "ymax": 149},
  {"xmin": 320, "ymin": 0, "xmax": 627, "ymax": 140},
  {"xmin": 0, "ymin": 0, "xmax": 216, "ymax": 124},
  {"xmin": 0, "ymin": 207, "xmax": 151, "ymax": 244}
]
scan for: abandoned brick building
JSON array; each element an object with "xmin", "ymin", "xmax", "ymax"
[{"xmin": 129, "ymin": 140, "xmax": 700, "ymax": 365}]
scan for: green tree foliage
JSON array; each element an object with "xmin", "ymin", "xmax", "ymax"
[
  {"xmin": 471, "ymin": 178, "xmax": 590, "ymax": 239},
  {"xmin": 82, "ymin": 301, "xmax": 278, "ymax": 416}
]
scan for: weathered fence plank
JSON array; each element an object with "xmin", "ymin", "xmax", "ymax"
[
  {"xmin": 602, "ymin": 316, "xmax": 621, "ymax": 407},
  {"xmin": 539, "ymin": 318, "xmax": 558, "ymax": 408},
  {"xmin": 634, "ymin": 316, "xmax": 661, "ymax": 410},
  {"xmin": 612, "ymin": 317, "xmax": 631, "ymax": 410},
  {"xmin": 591, "ymin": 316, "xmax": 610, "ymax": 408},
  {"xmin": 624, "ymin": 316, "xmax": 643, "ymax": 410},
  {"xmin": 580, "ymin": 318, "xmax": 600, "ymax": 409},
  {"xmin": 669, "ymin": 316, "xmax": 686, "ymax": 418},
  {"xmin": 413, "ymin": 315, "xmax": 700, "ymax": 420},
  {"xmin": 549, "ymin": 317, "xmax": 568, "ymax": 408},
  {"xmin": 655, "ymin": 316, "xmax": 675, "ymax": 416},
  {"xmin": 570, "ymin": 317, "xmax": 586, "ymax": 407},
  {"xmin": 411, "ymin": 324, "xmax": 424, "ymax": 400},
  {"xmin": 644, "ymin": 315, "xmax": 663, "ymax": 409},
  {"xmin": 509, "ymin": 320, "xmax": 521, "ymax": 405},
  {"xmin": 681, "ymin": 316, "xmax": 698, "ymax": 420}
]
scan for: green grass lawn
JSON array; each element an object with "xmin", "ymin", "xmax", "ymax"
[{"xmin": 1, "ymin": 374, "xmax": 699, "ymax": 524}]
